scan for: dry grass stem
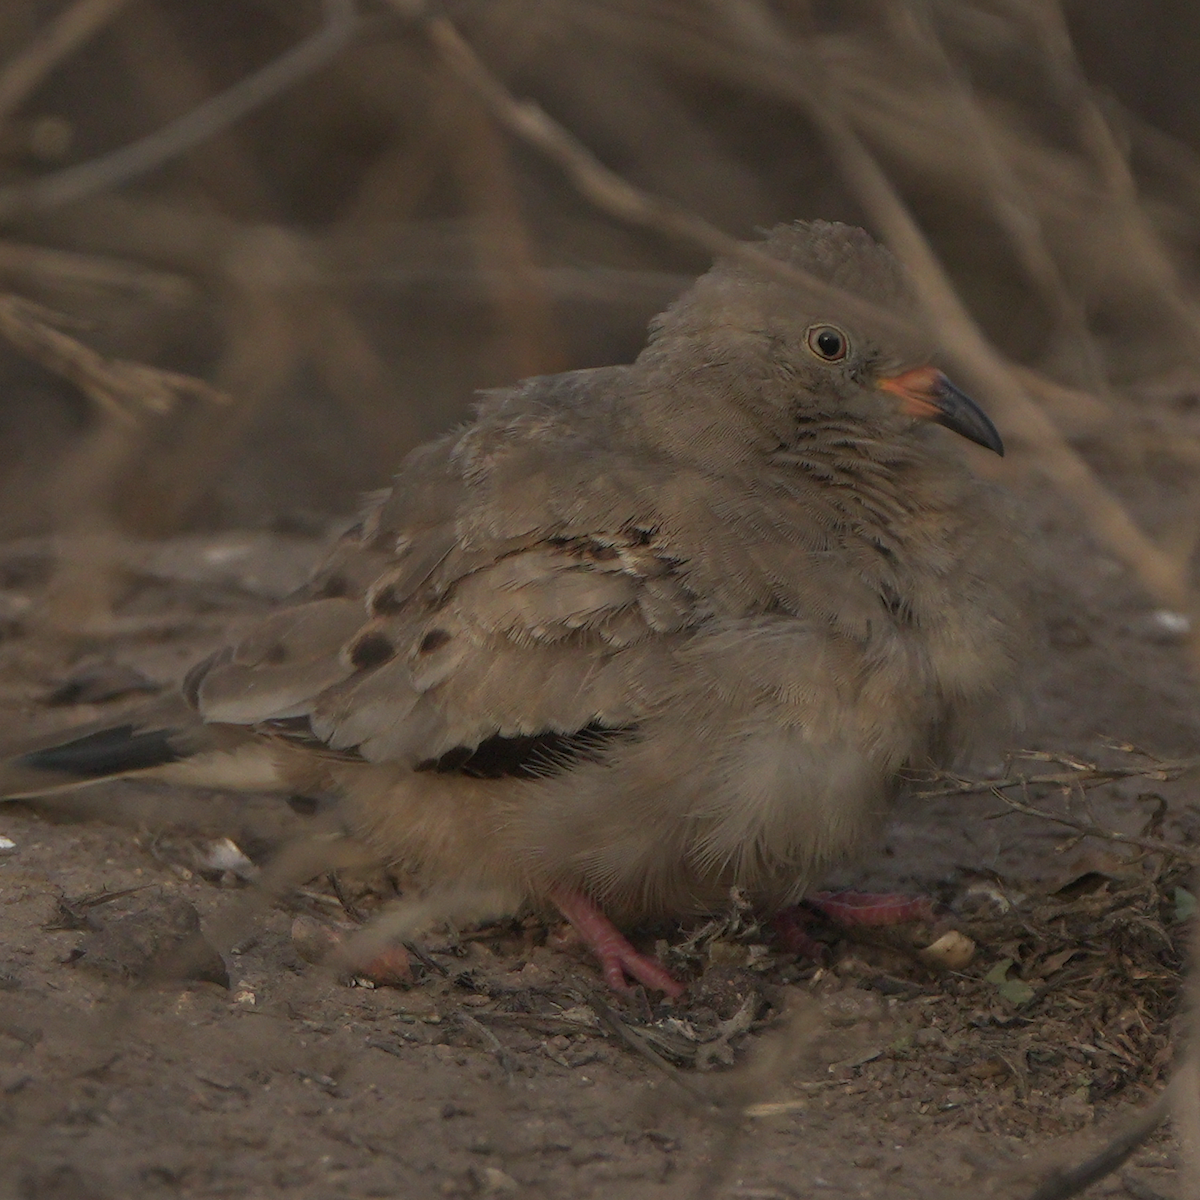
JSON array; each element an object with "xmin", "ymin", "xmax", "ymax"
[
  {"xmin": 421, "ymin": 12, "xmax": 918, "ymax": 343},
  {"xmin": 0, "ymin": 238, "xmax": 194, "ymax": 304},
  {"xmin": 1024, "ymin": 1088, "xmax": 1171, "ymax": 1200},
  {"xmin": 0, "ymin": 0, "xmax": 134, "ymax": 124},
  {"xmin": 922, "ymin": 752, "xmax": 1200, "ymax": 798},
  {"xmin": 922, "ymin": 748, "xmax": 1200, "ymax": 862},
  {"xmin": 0, "ymin": 292, "xmax": 228, "ymax": 422},
  {"xmin": 0, "ymin": 0, "xmax": 361, "ymax": 220},
  {"xmin": 989, "ymin": 792, "xmax": 1200, "ymax": 868}
]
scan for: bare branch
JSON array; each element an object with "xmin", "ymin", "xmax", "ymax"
[
  {"xmin": 0, "ymin": 0, "xmax": 135, "ymax": 125},
  {"xmin": 919, "ymin": 755, "xmax": 1200, "ymax": 798},
  {"xmin": 985, "ymin": 789, "xmax": 1200, "ymax": 867},
  {"xmin": 0, "ymin": 237, "xmax": 194, "ymax": 304},
  {"xmin": 418, "ymin": 11, "xmax": 917, "ymax": 345},
  {"xmin": 0, "ymin": 0, "xmax": 361, "ymax": 220},
  {"xmin": 0, "ymin": 293, "xmax": 227, "ymax": 422},
  {"xmin": 1025, "ymin": 1088, "xmax": 1171, "ymax": 1200}
]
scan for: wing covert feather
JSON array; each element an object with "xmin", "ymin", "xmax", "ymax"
[{"xmin": 190, "ymin": 365, "xmax": 890, "ymax": 765}]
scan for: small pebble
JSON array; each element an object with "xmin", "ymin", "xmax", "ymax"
[{"xmin": 918, "ymin": 930, "xmax": 976, "ymax": 970}]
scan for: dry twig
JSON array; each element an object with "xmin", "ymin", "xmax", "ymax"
[
  {"xmin": 0, "ymin": 292, "xmax": 227, "ymax": 422},
  {"xmin": 419, "ymin": 11, "xmax": 916, "ymax": 343},
  {"xmin": 986, "ymin": 790, "xmax": 1200, "ymax": 868},
  {"xmin": 920, "ymin": 749, "xmax": 1200, "ymax": 863},
  {"xmin": 1024, "ymin": 1088, "xmax": 1171, "ymax": 1200},
  {"xmin": 0, "ymin": 0, "xmax": 362, "ymax": 220},
  {"xmin": 0, "ymin": 0, "xmax": 135, "ymax": 124},
  {"xmin": 0, "ymin": 238, "xmax": 193, "ymax": 304},
  {"xmin": 920, "ymin": 754, "xmax": 1200, "ymax": 799}
]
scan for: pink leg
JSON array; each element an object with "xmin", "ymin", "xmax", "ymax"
[
  {"xmin": 806, "ymin": 890, "xmax": 935, "ymax": 926},
  {"xmin": 774, "ymin": 891, "xmax": 935, "ymax": 959},
  {"xmin": 549, "ymin": 887, "xmax": 685, "ymax": 999},
  {"xmin": 771, "ymin": 907, "xmax": 829, "ymax": 959},
  {"xmin": 290, "ymin": 916, "xmax": 412, "ymax": 985}
]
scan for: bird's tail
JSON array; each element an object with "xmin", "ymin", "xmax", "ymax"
[{"xmin": 0, "ymin": 696, "xmax": 286, "ymax": 800}]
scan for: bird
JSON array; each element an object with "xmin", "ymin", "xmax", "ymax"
[{"xmin": 0, "ymin": 221, "xmax": 1027, "ymax": 998}]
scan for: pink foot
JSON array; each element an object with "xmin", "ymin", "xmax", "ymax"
[
  {"xmin": 290, "ymin": 915, "xmax": 412, "ymax": 985},
  {"xmin": 550, "ymin": 887, "xmax": 685, "ymax": 999},
  {"xmin": 773, "ymin": 891, "xmax": 936, "ymax": 958},
  {"xmin": 771, "ymin": 907, "xmax": 829, "ymax": 959},
  {"xmin": 807, "ymin": 890, "xmax": 935, "ymax": 926}
]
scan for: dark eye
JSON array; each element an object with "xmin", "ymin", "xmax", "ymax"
[{"xmin": 806, "ymin": 325, "xmax": 849, "ymax": 362}]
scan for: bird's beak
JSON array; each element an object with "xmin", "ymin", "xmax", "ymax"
[{"xmin": 877, "ymin": 366, "xmax": 1004, "ymax": 456}]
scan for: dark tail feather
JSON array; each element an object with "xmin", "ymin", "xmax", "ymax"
[
  {"xmin": 18, "ymin": 724, "xmax": 184, "ymax": 779},
  {"xmin": 0, "ymin": 696, "xmax": 280, "ymax": 800}
]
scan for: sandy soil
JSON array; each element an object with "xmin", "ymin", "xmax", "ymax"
[{"xmin": 0, "ymin": 445, "xmax": 1196, "ymax": 1200}]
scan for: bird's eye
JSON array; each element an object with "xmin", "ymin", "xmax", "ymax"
[{"xmin": 806, "ymin": 325, "xmax": 849, "ymax": 362}]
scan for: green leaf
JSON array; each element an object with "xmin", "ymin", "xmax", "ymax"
[
  {"xmin": 1174, "ymin": 887, "xmax": 1197, "ymax": 923},
  {"xmin": 984, "ymin": 957, "xmax": 1014, "ymax": 984},
  {"xmin": 985, "ymin": 957, "xmax": 1035, "ymax": 1006}
]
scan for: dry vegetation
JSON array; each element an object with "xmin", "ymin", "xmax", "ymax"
[{"xmin": 1, "ymin": 2, "xmax": 1200, "ymax": 1198}]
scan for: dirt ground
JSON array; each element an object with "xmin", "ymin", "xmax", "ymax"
[{"xmin": 0, "ymin": 431, "xmax": 1195, "ymax": 1200}]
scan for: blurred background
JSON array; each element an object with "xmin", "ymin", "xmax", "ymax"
[{"xmin": 0, "ymin": 0, "xmax": 1199, "ymax": 540}]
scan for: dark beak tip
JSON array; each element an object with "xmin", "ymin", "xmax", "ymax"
[
  {"xmin": 934, "ymin": 378, "xmax": 1004, "ymax": 457},
  {"xmin": 960, "ymin": 419, "xmax": 1005, "ymax": 457},
  {"xmin": 970, "ymin": 421, "xmax": 1005, "ymax": 457}
]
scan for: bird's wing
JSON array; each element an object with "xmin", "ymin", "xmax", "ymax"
[{"xmin": 191, "ymin": 380, "xmax": 707, "ymax": 769}]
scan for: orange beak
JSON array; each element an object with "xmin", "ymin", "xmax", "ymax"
[{"xmin": 878, "ymin": 366, "xmax": 1003, "ymax": 456}]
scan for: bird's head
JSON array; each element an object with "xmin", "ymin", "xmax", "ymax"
[{"xmin": 646, "ymin": 220, "xmax": 1003, "ymax": 456}]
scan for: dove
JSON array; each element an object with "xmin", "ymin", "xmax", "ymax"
[{"xmin": 0, "ymin": 221, "xmax": 1026, "ymax": 997}]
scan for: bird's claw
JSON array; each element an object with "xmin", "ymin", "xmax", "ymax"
[{"xmin": 550, "ymin": 886, "xmax": 685, "ymax": 999}]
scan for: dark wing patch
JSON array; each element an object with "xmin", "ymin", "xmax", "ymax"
[{"xmin": 416, "ymin": 721, "xmax": 635, "ymax": 780}]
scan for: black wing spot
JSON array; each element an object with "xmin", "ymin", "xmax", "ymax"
[
  {"xmin": 19, "ymin": 724, "xmax": 182, "ymax": 778},
  {"xmin": 286, "ymin": 794, "xmax": 323, "ymax": 815},
  {"xmin": 349, "ymin": 632, "xmax": 396, "ymax": 671},
  {"xmin": 418, "ymin": 628, "xmax": 452, "ymax": 654},
  {"xmin": 262, "ymin": 642, "xmax": 288, "ymax": 665},
  {"xmin": 416, "ymin": 721, "xmax": 636, "ymax": 780},
  {"xmin": 370, "ymin": 583, "xmax": 405, "ymax": 615},
  {"xmin": 312, "ymin": 572, "xmax": 350, "ymax": 599}
]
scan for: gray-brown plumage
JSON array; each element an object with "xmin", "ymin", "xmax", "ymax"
[{"xmin": 2, "ymin": 222, "xmax": 1027, "ymax": 994}]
